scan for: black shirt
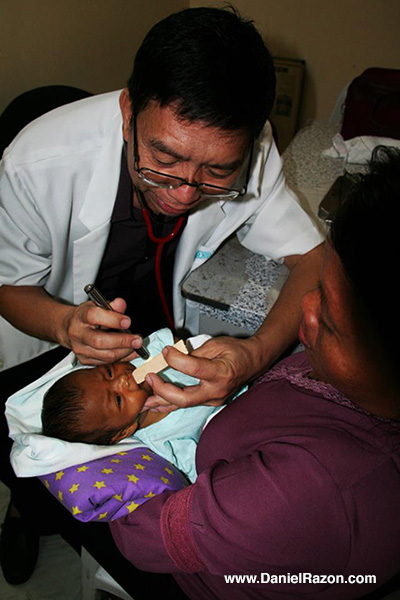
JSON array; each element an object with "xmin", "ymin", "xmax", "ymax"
[{"xmin": 95, "ymin": 150, "xmax": 186, "ymax": 337}]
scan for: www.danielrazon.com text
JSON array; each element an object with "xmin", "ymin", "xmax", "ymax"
[{"xmin": 224, "ymin": 573, "xmax": 377, "ymax": 585}]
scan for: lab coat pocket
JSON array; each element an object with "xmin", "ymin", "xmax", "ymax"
[{"xmin": 72, "ymin": 222, "xmax": 110, "ymax": 305}]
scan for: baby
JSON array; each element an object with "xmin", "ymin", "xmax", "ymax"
[
  {"xmin": 40, "ymin": 329, "xmax": 246, "ymax": 482},
  {"xmin": 41, "ymin": 362, "xmax": 166, "ymax": 445},
  {"xmin": 41, "ymin": 356, "xmax": 225, "ymax": 483}
]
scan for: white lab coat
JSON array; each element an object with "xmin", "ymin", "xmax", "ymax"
[{"xmin": 0, "ymin": 91, "xmax": 322, "ymax": 371}]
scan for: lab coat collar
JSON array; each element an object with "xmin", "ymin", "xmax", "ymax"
[{"xmin": 77, "ymin": 111, "xmax": 124, "ymax": 232}]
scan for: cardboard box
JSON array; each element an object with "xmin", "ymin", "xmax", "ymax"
[{"xmin": 270, "ymin": 57, "xmax": 305, "ymax": 152}]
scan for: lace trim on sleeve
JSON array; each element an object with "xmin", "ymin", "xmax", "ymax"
[{"xmin": 256, "ymin": 361, "xmax": 400, "ymax": 425}]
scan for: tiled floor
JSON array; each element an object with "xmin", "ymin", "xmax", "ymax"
[{"xmin": 0, "ymin": 482, "xmax": 81, "ymax": 600}]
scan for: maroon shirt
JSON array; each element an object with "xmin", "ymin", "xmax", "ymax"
[{"xmin": 110, "ymin": 352, "xmax": 400, "ymax": 599}]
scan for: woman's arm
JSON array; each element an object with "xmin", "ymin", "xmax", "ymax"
[{"xmin": 109, "ymin": 440, "xmax": 346, "ymax": 577}]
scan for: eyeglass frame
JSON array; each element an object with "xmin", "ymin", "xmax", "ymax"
[{"xmin": 131, "ymin": 111, "xmax": 254, "ymax": 200}]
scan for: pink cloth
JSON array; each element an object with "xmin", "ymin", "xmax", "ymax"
[{"xmin": 110, "ymin": 352, "xmax": 400, "ymax": 599}]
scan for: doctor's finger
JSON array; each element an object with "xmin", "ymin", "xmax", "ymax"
[
  {"xmin": 142, "ymin": 390, "xmax": 179, "ymax": 414},
  {"xmin": 161, "ymin": 345, "xmax": 224, "ymax": 382},
  {"xmin": 71, "ymin": 340, "xmax": 139, "ymax": 365},
  {"xmin": 109, "ymin": 297, "xmax": 128, "ymax": 314},
  {"xmin": 82, "ymin": 303, "xmax": 132, "ymax": 331},
  {"xmin": 145, "ymin": 373, "xmax": 225, "ymax": 409},
  {"xmin": 83, "ymin": 327, "xmax": 144, "ymax": 352},
  {"xmin": 145, "ymin": 375, "xmax": 196, "ymax": 409}
]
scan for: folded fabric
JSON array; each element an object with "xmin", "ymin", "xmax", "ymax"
[
  {"xmin": 322, "ymin": 133, "xmax": 400, "ymax": 164},
  {"xmin": 39, "ymin": 446, "xmax": 188, "ymax": 522}
]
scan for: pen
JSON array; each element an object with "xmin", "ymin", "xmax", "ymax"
[{"xmin": 84, "ymin": 284, "xmax": 150, "ymax": 360}]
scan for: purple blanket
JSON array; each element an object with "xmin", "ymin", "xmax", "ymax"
[{"xmin": 39, "ymin": 447, "xmax": 188, "ymax": 522}]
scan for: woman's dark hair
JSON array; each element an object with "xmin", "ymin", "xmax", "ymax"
[
  {"xmin": 128, "ymin": 6, "xmax": 276, "ymax": 139},
  {"xmin": 42, "ymin": 371, "xmax": 124, "ymax": 445},
  {"xmin": 330, "ymin": 146, "xmax": 400, "ymax": 381}
]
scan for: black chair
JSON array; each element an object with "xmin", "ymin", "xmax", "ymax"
[{"xmin": 0, "ymin": 85, "xmax": 92, "ymax": 157}]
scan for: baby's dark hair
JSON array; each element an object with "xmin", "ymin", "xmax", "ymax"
[{"xmin": 42, "ymin": 370, "xmax": 124, "ymax": 445}]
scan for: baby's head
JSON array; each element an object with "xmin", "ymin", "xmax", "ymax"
[{"xmin": 42, "ymin": 363, "xmax": 150, "ymax": 445}]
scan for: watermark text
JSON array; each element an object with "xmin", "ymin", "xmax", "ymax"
[{"xmin": 224, "ymin": 573, "xmax": 376, "ymax": 585}]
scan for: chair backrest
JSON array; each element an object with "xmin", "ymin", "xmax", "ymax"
[
  {"xmin": 329, "ymin": 83, "xmax": 350, "ymax": 127},
  {"xmin": 0, "ymin": 85, "xmax": 92, "ymax": 157}
]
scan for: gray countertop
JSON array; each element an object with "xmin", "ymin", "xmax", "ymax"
[
  {"xmin": 182, "ymin": 121, "xmax": 348, "ymax": 335},
  {"xmin": 182, "ymin": 236, "xmax": 289, "ymax": 334}
]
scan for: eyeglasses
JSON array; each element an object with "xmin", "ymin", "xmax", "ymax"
[{"xmin": 132, "ymin": 114, "xmax": 253, "ymax": 200}]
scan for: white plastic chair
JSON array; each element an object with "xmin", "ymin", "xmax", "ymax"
[{"xmin": 81, "ymin": 547, "xmax": 134, "ymax": 600}]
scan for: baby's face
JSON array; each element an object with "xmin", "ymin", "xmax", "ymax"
[{"xmin": 71, "ymin": 363, "xmax": 149, "ymax": 442}]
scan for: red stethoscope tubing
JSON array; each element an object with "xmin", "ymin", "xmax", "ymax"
[{"xmin": 141, "ymin": 206, "xmax": 185, "ymax": 330}]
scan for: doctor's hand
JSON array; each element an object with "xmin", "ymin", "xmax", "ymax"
[
  {"xmin": 60, "ymin": 297, "xmax": 145, "ymax": 365},
  {"xmin": 142, "ymin": 335, "xmax": 265, "ymax": 412}
]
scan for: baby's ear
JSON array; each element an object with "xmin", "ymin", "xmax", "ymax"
[{"xmin": 110, "ymin": 422, "xmax": 138, "ymax": 444}]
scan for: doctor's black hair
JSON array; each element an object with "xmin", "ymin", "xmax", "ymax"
[
  {"xmin": 127, "ymin": 5, "xmax": 276, "ymax": 140},
  {"xmin": 330, "ymin": 145, "xmax": 400, "ymax": 384}
]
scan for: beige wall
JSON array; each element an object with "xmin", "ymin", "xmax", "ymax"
[
  {"xmin": 191, "ymin": 0, "xmax": 400, "ymax": 128},
  {"xmin": 0, "ymin": 0, "xmax": 187, "ymax": 114},
  {"xmin": 1, "ymin": 1, "xmax": 399, "ymax": 131}
]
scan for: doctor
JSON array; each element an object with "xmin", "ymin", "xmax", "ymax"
[
  {"xmin": 0, "ymin": 6, "xmax": 322, "ymax": 584},
  {"xmin": 0, "ymin": 6, "xmax": 322, "ymax": 392}
]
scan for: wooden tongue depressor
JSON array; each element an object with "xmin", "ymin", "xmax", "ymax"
[{"xmin": 132, "ymin": 339, "xmax": 189, "ymax": 384}]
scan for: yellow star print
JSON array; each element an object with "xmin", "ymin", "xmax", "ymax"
[
  {"xmin": 160, "ymin": 476, "xmax": 169, "ymax": 485},
  {"xmin": 72, "ymin": 506, "xmax": 82, "ymax": 516},
  {"xmin": 101, "ymin": 468, "xmax": 113, "ymax": 474},
  {"xmin": 55, "ymin": 471, "xmax": 65, "ymax": 480},
  {"xmin": 127, "ymin": 474, "xmax": 139, "ymax": 484},
  {"xmin": 98, "ymin": 512, "xmax": 108, "ymax": 520},
  {"xmin": 69, "ymin": 483, "xmax": 80, "ymax": 494},
  {"xmin": 44, "ymin": 479, "xmax": 50, "ymax": 489},
  {"xmin": 117, "ymin": 452, "xmax": 128, "ymax": 456},
  {"xmin": 141, "ymin": 454, "xmax": 153, "ymax": 461},
  {"xmin": 134, "ymin": 463, "xmax": 146, "ymax": 471},
  {"xmin": 58, "ymin": 490, "xmax": 64, "ymax": 502},
  {"xmin": 76, "ymin": 465, "xmax": 89, "ymax": 472},
  {"xmin": 93, "ymin": 481, "xmax": 106, "ymax": 490},
  {"xmin": 126, "ymin": 501, "xmax": 140, "ymax": 513},
  {"xmin": 144, "ymin": 491, "xmax": 156, "ymax": 499},
  {"xmin": 164, "ymin": 467, "xmax": 173, "ymax": 475},
  {"xmin": 113, "ymin": 494, "xmax": 123, "ymax": 502},
  {"xmin": 111, "ymin": 459, "xmax": 121, "ymax": 464}
]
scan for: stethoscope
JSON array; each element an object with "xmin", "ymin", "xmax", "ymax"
[
  {"xmin": 137, "ymin": 189, "xmax": 185, "ymax": 331},
  {"xmin": 123, "ymin": 140, "xmax": 185, "ymax": 330}
]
